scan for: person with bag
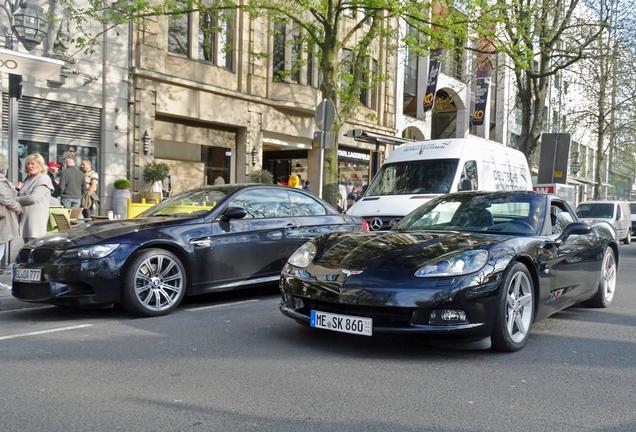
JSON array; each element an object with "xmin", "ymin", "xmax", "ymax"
[
  {"xmin": 0, "ymin": 154, "xmax": 22, "ymax": 264},
  {"xmin": 17, "ymin": 153, "xmax": 53, "ymax": 242},
  {"xmin": 59, "ymin": 158, "xmax": 85, "ymax": 208},
  {"xmin": 80, "ymin": 159, "xmax": 99, "ymax": 217}
]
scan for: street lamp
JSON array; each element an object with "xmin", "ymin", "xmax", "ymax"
[
  {"xmin": 251, "ymin": 147, "xmax": 258, "ymax": 165},
  {"xmin": 12, "ymin": 0, "xmax": 49, "ymax": 51}
]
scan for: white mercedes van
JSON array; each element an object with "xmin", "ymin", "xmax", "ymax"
[
  {"xmin": 576, "ymin": 200, "xmax": 632, "ymax": 244},
  {"xmin": 347, "ymin": 136, "xmax": 532, "ymax": 230}
]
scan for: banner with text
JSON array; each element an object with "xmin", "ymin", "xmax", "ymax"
[{"xmin": 423, "ymin": 49, "xmax": 443, "ymax": 112}]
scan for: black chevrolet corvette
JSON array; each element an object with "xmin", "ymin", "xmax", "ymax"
[{"xmin": 279, "ymin": 191, "xmax": 619, "ymax": 351}]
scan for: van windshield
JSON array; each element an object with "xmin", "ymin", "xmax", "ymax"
[
  {"xmin": 365, "ymin": 159, "xmax": 459, "ymax": 196},
  {"xmin": 576, "ymin": 203, "xmax": 614, "ymax": 219}
]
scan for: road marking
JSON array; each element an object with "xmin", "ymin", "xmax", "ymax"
[
  {"xmin": 0, "ymin": 324, "xmax": 93, "ymax": 341},
  {"xmin": 186, "ymin": 299, "xmax": 261, "ymax": 312},
  {"xmin": 0, "ymin": 305, "xmax": 56, "ymax": 314}
]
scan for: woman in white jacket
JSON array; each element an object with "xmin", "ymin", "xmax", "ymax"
[{"xmin": 17, "ymin": 153, "xmax": 53, "ymax": 242}]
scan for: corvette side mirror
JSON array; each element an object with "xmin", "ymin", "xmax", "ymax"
[{"xmin": 558, "ymin": 222, "xmax": 592, "ymax": 242}]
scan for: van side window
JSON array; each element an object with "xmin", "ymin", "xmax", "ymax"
[
  {"xmin": 616, "ymin": 205, "xmax": 621, "ymax": 220},
  {"xmin": 459, "ymin": 160, "xmax": 478, "ymax": 191}
]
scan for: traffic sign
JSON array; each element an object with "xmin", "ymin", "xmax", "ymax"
[{"xmin": 315, "ymin": 99, "xmax": 336, "ymax": 131}]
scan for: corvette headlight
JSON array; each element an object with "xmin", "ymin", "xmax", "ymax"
[
  {"xmin": 62, "ymin": 244, "xmax": 120, "ymax": 260},
  {"xmin": 415, "ymin": 250, "xmax": 489, "ymax": 278},
  {"xmin": 288, "ymin": 242, "xmax": 316, "ymax": 268}
]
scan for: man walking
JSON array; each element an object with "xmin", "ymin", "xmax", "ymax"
[{"xmin": 59, "ymin": 159, "xmax": 85, "ymax": 208}]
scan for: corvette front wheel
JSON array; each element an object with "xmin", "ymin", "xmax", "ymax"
[{"xmin": 491, "ymin": 262, "xmax": 535, "ymax": 352}]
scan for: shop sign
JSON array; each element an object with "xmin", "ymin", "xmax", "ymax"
[
  {"xmin": 0, "ymin": 48, "xmax": 63, "ymax": 79},
  {"xmin": 338, "ymin": 148, "xmax": 370, "ymax": 162}
]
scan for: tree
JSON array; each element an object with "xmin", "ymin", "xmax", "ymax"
[
  {"xmin": 60, "ymin": 0, "xmax": 468, "ymax": 205},
  {"xmin": 473, "ymin": 0, "xmax": 607, "ymax": 159},
  {"xmin": 562, "ymin": 0, "xmax": 636, "ymax": 198}
]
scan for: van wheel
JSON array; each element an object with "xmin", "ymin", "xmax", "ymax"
[{"xmin": 623, "ymin": 230, "xmax": 631, "ymax": 244}]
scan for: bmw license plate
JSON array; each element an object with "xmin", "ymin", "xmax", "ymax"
[
  {"xmin": 310, "ymin": 310, "xmax": 372, "ymax": 336},
  {"xmin": 14, "ymin": 268, "xmax": 42, "ymax": 283}
]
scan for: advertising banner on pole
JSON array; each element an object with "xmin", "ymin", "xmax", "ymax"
[
  {"xmin": 423, "ymin": 49, "xmax": 443, "ymax": 112},
  {"xmin": 472, "ymin": 59, "xmax": 492, "ymax": 126}
]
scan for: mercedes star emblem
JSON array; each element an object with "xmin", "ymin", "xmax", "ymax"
[{"xmin": 370, "ymin": 217, "xmax": 383, "ymax": 231}]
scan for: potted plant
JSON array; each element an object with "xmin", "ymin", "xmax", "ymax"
[
  {"xmin": 249, "ymin": 169, "xmax": 274, "ymax": 184},
  {"xmin": 112, "ymin": 178, "xmax": 132, "ymax": 219},
  {"xmin": 143, "ymin": 162, "xmax": 170, "ymax": 202}
]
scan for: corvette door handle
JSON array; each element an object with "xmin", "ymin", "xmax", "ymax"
[
  {"xmin": 190, "ymin": 237, "xmax": 212, "ymax": 247},
  {"xmin": 285, "ymin": 224, "xmax": 300, "ymax": 230}
]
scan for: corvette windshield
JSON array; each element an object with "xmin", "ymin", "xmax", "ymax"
[
  {"xmin": 395, "ymin": 193, "xmax": 544, "ymax": 235},
  {"xmin": 365, "ymin": 159, "xmax": 459, "ymax": 196},
  {"xmin": 140, "ymin": 188, "xmax": 229, "ymax": 217}
]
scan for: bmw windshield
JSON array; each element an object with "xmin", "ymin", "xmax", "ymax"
[
  {"xmin": 364, "ymin": 159, "xmax": 459, "ymax": 196},
  {"xmin": 395, "ymin": 193, "xmax": 544, "ymax": 235}
]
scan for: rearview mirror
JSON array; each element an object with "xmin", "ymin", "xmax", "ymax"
[{"xmin": 220, "ymin": 206, "xmax": 247, "ymax": 222}]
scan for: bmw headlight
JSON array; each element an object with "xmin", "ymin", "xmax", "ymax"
[
  {"xmin": 415, "ymin": 250, "xmax": 489, "ymax": 278},
  {"xmin": 288, "ymin": 242, "xmax": 317, "ymax": 268},
  {"xmin": 62, "ymin": 244, "xmax": 120, "ymax": 260}
]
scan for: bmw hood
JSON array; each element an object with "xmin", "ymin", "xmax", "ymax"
[
  {"xmin": 311, "ymin": 230, "xmax": 505, "ymax": 277},
  {"xmin": 27, "ymin": 216, "xmax": 199, "ymax": 249}
]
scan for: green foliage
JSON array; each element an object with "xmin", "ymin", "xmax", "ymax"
[
  {"xmin": 143, "ymin": 162, "xmax": 170, "ymax": 183},
  {"xmin": 249, "ymin": 169, "xmax": 274, "ymax": 184},
  {"xmin": 113, "ymin": 178, "xmax": 132, "ymax": 189}
]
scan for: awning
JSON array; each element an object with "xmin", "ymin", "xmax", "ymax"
[{"xmin": 343, "ymin": 128, "xmax": 413, "ymax": 146}]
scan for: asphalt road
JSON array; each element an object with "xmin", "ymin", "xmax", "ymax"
[{"xmin": 1, "ymin": 245, "xmax": 635, "ymax": 432}]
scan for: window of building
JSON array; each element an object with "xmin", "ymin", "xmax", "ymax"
[
  {"xmin": 273, "ymin": 21, "xmax": 286, "ymax": 81},
  {"xmin": 359, "ymin": 57, "xmax": 378, "ymax": 110},
  {"xmin": 341, "ymin": 48, "xmax": 353, "ymax": 93},
  {"xmin": 307, "ymin": 50, "xmax": 314, "ymax": 87},
  {"xmin": 198, "ymin": 9, "xmax": 234, "ymax": 70},
  {"xmin": 403, "ymin": 25, "xmax": 419, "ymax": 117},
  {"xmin": 291, "ymin": 32, "xmax": 302, "ymax": 83},
  {"xmin": 168, "ymin": 12, "xmax": 189, "ymax": 56}
]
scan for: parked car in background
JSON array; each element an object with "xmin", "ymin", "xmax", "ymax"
[
  {"xmin": 576, "ymin": 200, "xmax": 631, "ymax": 244},
  {"xmin": 630, "ymin": 202, "xmax": 636, "ymax": 240},
  {"xmin": 280, "ymin": 191, "xmax": 619, "ymax": 352},
  {"xmin": 12, "ymin": 184, "xmax": 368, "ymax": 316}
]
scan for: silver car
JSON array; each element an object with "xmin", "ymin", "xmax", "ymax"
[{"xmin": 577, "ymin": 200, "xmax": 632, "ymax": 244}]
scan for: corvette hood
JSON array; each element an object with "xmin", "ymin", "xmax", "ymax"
[{"xmin": 312, "ymin": 230, "xmax": 505, "ymax": 276}]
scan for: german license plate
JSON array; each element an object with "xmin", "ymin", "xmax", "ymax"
[
  {"xmin": 14, "ymin": 268, "xmax": 42, "ymax": 283},
  {"xmin": 310, "ymin": 310, "xmax": 372, "ymax": 336}
]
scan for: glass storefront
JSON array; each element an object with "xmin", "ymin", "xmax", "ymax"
[{"xmin": 263, "ymin": 150, "xmax": 308, "ymax": 186}]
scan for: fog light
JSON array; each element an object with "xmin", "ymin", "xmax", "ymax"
[
  {"xmin": 291, "ymin": 296, "xmax": 305, "ymax": 309},
  {"xmin": 430, "ymin": 309, "xmax": 467, "ymax": 324}
]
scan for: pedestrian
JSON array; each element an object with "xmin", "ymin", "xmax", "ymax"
[
  {"xmin": 80, "ymin": 159, "xmax": 99, "ymax": 217},
  {"xmin": 59, "ymin": 158, "xmax": 85, "ymax": 208},
  {"xmin": 47, "ymin": 161, "xmax": 61, "ymax": 199},
  {"xmin": 17, "ymin": 153, "xmax": 53, "ymax": 242},
  {"xmin": 303, "ymin": 180, "xmax": 311, "ymax": 192},
  {"xmin": 0, "ymin": 154, "xmax": 22, "ymax": 265}
]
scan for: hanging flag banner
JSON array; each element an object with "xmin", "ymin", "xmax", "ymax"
[
  {"xmin": 472, "ymin": 37, "xmax": 495, "ymax": 126},
  {"xmin": 423, "ymin": 49, "xmax": 443, "ymax": 112}
]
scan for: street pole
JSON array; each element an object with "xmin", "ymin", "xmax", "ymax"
[{"xmin": 8, "ymin": 73, "xmax": 20, "ymax": 183}]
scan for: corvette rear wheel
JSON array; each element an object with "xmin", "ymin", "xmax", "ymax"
[
  {"xmin": 492, "ymin": 262, "xmax": 534, "ymax": 352},
  {"xmin": 122, "ymin": 248, "xmax": 186, "ymax": 317},
  {"xmin": 586, "ymin": 247, "xmax": 616, "ymax": 308}
]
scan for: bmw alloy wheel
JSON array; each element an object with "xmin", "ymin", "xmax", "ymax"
[
  {"xmin": 505, "ymin": 270, "xmax": 534, "ymax": 344},
  {"xmin": 601, "ymin": 249, "xmax": 617, "ymax": 303},
  {"xmin": 134, "ymin": 254, "xmax": 184, "ymax": 312}
]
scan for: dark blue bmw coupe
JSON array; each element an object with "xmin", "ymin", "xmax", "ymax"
[
  {"xmin": 12, "ymin": 184, "xmax": 367, "ymax": 316},
  {"xmin": 279, "ymin": 191, "xmax": 619, "ymax": 351}
]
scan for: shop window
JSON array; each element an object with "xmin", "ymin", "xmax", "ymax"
[
  {"xmin": 168, "ymin": 11, "xmax": 190, "ymax": 56},
  {"xmin": 198, "ymin": 8, "xmax": 235, "ymax": 70},
  {"xmin": 201, "ymin": 146, "xmax": 231, "ymax": 185},
  {"xmin": 288, "ymin": 190, "xmax": 327, "ymax": 216}
]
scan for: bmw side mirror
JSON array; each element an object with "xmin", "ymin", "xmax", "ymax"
[{"xmin": 221, "ymin": 206, "xmax": 247, "ymax": 222}]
